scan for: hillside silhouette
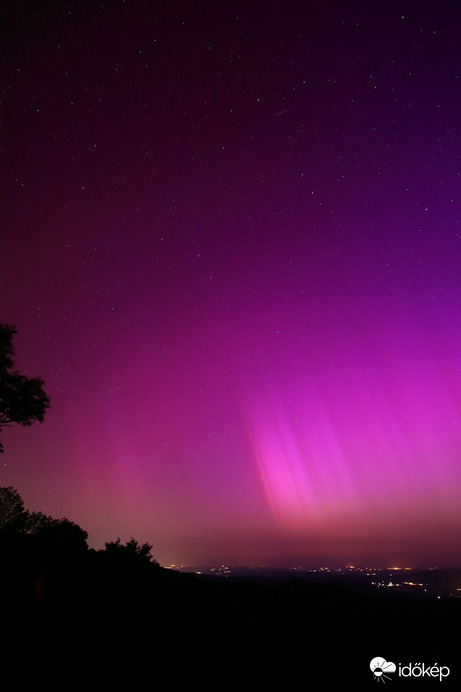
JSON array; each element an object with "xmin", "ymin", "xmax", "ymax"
[{"xmin": 1, "ymin": 487, "xmax": 460, "ymax": 687}]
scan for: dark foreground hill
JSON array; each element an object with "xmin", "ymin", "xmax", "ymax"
[{"xmin": 1, "ymin": 537, "xmax": 459, "ymax": 688}]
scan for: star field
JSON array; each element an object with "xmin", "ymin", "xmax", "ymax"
[{"xmin": 2, "ymin": 0, "xmax": 461, "ymax": 567}]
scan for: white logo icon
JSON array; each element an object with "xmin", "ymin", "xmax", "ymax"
[{"xmin": 370, "ymin": 657, "xmax": 397, "ymax": 682}]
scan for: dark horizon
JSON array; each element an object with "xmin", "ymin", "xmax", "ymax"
[{"xmin": 156, "ymin": 542, "xmax": 461, "ymax": 573}]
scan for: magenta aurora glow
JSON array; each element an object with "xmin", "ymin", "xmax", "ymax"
[{"xmin": 2, "ymin": 1, "xmax": 461, "ymax": 568}]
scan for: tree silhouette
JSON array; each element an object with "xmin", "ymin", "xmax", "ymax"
[
  {"xmin": 0, "ymin": 486, "xmax": 28, "ymax": 533},
  {"xmin": 0, "ymin": 324, "xmax": 50, "ymax": 452},
  {"xmin": 103, "ymin": 537, "xmax": 159, "ymax": 565},
  {"xmin": 26, "ymin": 512, "xmax": 89, "ymax": 557},
  {"xmin": 0, "ymin": 485, "xmax": 88, "ymax": 556}
]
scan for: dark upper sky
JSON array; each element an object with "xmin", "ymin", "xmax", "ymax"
[{"xmin": 2, "ymin": 0, "xmax": 461, "ymax": 568}]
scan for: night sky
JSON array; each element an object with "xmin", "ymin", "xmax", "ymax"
[{"xmin": 2, "ymin": 0, "xmax": 461, "ymax": 568}]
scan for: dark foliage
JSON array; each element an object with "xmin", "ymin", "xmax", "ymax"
[
  {"xmin": 0, "ymin": 485, "xmax": 88, "ymax": 556},
  {"xmin": 0, "ymin": 485, "xmax": 28, "ymax": 532},
  {"xmin": 1, "ymin": 486, "xmax": 459, "ymax": 687},
  {"xmin": 102, "ymin": 537, "xmax": 159, "ymax": 565},
  {"xmin": 0, "ymin": 324, "xmax": 50, "ymax": 452}
]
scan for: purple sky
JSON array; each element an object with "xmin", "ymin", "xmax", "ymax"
[{"xmin": 2, "ymin": 0, "xmax": 461, "ymax": 568}]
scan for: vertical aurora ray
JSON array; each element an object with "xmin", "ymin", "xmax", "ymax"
[
  {"xmin": 244, "ymin": 384, "xmax": 360, "ymax": 530},
  {"xmin": 246, "ymin": 392, "xmax": 319, "ymax": 527},
  {"xmin": 242, "ymin": 316, "xmax": 461, "ymax": 538}
]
